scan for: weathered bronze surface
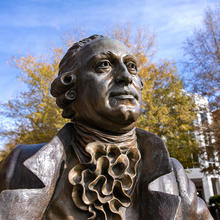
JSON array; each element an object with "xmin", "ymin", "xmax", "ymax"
[{"xmin": 0, "ymin": 35, "xmax": 213, "ymax": 219}]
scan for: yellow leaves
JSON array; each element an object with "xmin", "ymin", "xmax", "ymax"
[
  {"xmin": 179, "ymin": 124, "xmax": 190, "ymax": 131},
  {"xmin": 137, "ymin": 60, "xmax": 199, "ymax": 168},
  {"xmin": 0, "ymin": 46, "xmax": 67, "ymax": 160}
]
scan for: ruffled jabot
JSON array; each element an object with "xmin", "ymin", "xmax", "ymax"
[{"xmin": 68, "ymin": 123, "xmax": 141, "ymax": 219}]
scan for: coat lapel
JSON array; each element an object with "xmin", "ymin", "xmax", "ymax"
[
  {"xmin": 0, "ymin": 136, "xmax": 65, "ymax": 220},
  {"xmin": 142, "ymin": 189, "xmax": 181, "ymax": 220},
  {"xmin": 146, "ymin": 172, "xmax": 182, "ymax": 220},
  {"xmin": 136, "ymin": 128, "xmax": 181, "ymax": 220}
]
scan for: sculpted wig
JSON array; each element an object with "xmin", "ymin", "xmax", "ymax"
[{"xmin": 50, "ymin": 35, "xmax": 104, "ymax": 119}]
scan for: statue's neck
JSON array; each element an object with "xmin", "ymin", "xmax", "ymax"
[{"xmin": 73, "ymin": 122, "xmax": 137, "ymax": 162}]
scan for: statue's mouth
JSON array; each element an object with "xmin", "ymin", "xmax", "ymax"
[
  {"xmin": 110, "ymin": 90, "xmax": 138, "ymax": 101},
  {"xmin": 112, "ymin": 94, "xmax": 134, "ymax": 100}
]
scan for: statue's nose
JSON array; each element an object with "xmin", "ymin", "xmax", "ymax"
[{"xmin": 115, "ymin": 65, "xmax": 132, "ymax": 85}]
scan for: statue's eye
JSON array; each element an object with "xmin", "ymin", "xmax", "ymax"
[
  {"xmin": 95, "ymin": 60, "xmax": 111, "ymax": 73},
  {"xmin": 96, "ymin": 60, "xmax": 111, "ymax": 69},
  {"xmin": 126, "ymin": 61, "xmax": 137, "ymax": 74}
]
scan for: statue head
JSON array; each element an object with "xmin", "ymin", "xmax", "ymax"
[{"xmin": 51, "ymin": 35, "xmax": 143, "ymax": 133}]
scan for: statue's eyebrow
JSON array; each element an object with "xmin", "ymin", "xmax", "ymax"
[
  {"xmin": 123, "ymin": 55, "xmax": 138, "ymax": 64},
  {"xmin": 87, "ymin": 52, "xmax": 137, "ymax": 65},
  {"xmin": 87, "ymin": 52, "xmax": 115, "ymax": 65},
  {"xmin": 106, "ymin": 52, "xmax": 138, "ymax": 64}
]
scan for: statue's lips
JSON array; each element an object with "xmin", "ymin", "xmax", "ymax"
[
  {"xmin": 110, "ymin": 91, "xmax": 138, "ymax": 100},
  {"xmin": 112, "ymin": 94, "xmax": 135, "ymax": 100}
]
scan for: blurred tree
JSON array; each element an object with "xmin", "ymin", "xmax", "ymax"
[
  {"xmin": 0, "ymin": 48, "xmax": 68, "ymax": 162},
  {"xmin": 0, "ymin": 25, "xmax": 198, "ymax": 169},
  {"xmin": 212, "ymin": 109, "xmax": 220, "ymax": 157},
  {"xmin": 183, "ymin": 7, "xmax": 220, "ymax": 111},
  {"xmin": 183, "ymin": 7, "xmax": 220, "ymax": 174},
  {"xmin": 138, "ymin": 63, "xmax": 198, "ymax": 168},
  {"xmin": 197, "ymin": 108, "xmax": 220, "ymax": 174}
]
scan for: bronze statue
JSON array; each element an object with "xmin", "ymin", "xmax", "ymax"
[{"xmin": 0, "ymin": 35, "xmax": 213, "ymax": 219}]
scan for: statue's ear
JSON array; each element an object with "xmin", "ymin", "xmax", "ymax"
[{"xmin": 62, "ymin": 103, "xmax": 76, "ymax": 119}]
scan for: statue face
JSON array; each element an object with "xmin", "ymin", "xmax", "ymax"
[{"xmin": 74, "ymin": 38, "xmax": 142, "ymax": 133}]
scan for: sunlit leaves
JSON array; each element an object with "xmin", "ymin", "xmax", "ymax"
[{"xmin": 0, "ymin": 48, "xmax": 67, "ymax": 161}]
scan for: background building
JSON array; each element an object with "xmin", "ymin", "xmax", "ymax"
[{"xmin": 186, "ymin": 95, "xmax": 220, "ymax": 203}]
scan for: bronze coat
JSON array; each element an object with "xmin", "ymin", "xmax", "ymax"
[{"xmin": 0, "ymin": 123, "xmax": 213, "ymax": 220}]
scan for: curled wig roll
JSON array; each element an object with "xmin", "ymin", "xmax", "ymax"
[{"xmin": 50, "ymin": 34, "xmax": 104, "ymax": 119}]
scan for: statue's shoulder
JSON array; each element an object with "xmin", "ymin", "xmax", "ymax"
[
  {"xmin": 135, "ymin": 128, "xmax": 172, "ymax": 183},
  {"xmin": 170, "ymin": 158, "xmax": 214, "ymax": 219},
  {"xmin": 136, "ymin": 128, "xmax": 166, "ymax": 151},
  {"xmin": 136, "ymin": 127, "xmax": 162, "ymax": 138},
  {"xmin": 0, "ymin": 123, "xmax": 75, "ymax": 193},
  {"xmin": 0, "ymin": 143, "xmax": 46, "ymax": 191}
]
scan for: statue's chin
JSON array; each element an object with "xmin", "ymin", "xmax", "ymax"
[
  {"xmin": 74, "ymin": 100, "xmax": 141, "ymax": 134},
  {"xmin": 118, "ymin": 106, "xmax": 139, "ymax": 122},
  {"xmin": 107, "ymin": 96, "xmax": 140, "ymax": 116},
  {"xmin": 104, "ymin": 103, "xmax": 141, "ymax": 128}
]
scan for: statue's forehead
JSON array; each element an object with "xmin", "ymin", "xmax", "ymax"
[{"xmin": 78, "ymin": 38, "xmax": 132, "ymax": 63}]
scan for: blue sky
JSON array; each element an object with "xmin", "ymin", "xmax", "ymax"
[{"xmin": 0, "ymin": 0, "xmax": 218, "ymax": 147}]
